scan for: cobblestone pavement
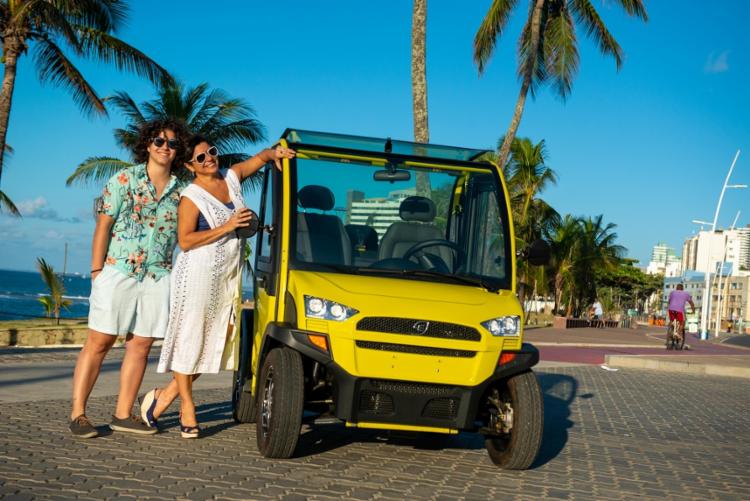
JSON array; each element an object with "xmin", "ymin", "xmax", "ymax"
[{"xmin": 1, "ymin": 362, "xmax": 749, "ymax": 500}]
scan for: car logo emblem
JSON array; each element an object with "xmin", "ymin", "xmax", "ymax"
[{"xmin": 412, "ymin": 321, "xmax": 430, "ymax": 334}]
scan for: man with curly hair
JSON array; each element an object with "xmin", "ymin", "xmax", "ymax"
[{"xmin": 69, "ymin": 118, "xmax": 190, "ymax": 438}]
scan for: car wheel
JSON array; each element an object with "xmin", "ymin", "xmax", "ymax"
[
  {"xmin": 256, "ymin": 347, "xmax": 304, "ymax": 458},
  {"xmin": 484, "ymin": 370, "xmax": 543, "ymax": 470}
]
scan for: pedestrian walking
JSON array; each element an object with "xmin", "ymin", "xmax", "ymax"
[
  {"xmin": 140, "ymin": 135, "xmax": 295, "ymax": 438},
  {"xmin": 591, "ymin": 299, "xmax": 605, "ymax": 328},
  {"xmin": 69, "ymin": 119, "xmax": 190, "ymax": 438}
]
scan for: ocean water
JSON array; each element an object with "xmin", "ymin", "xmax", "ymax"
[
  {"xmin": 0, "ymin": 269, "xmax": 91, "ymax": 321},
  {"xmin": 0, "ymin": 269, "xmax": 254, "ymax": 321}
]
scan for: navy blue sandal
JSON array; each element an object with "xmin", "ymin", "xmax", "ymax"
[
  {"xmin": 180, "ymin": 419, "xmax": 200, "ymax": 439},
  {"xmin": 139, "ymin": 388, "xmax": 159, "ymax": 428}
]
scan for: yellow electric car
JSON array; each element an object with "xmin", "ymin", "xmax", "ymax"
[{"xmin": 232, "ymin": 129, "xmax": 549, "ymax": 469}]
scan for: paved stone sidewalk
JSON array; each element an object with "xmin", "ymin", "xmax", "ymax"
[{"xmin": 1, "ymin": 366, "xmax": 749, "ymax": 500}]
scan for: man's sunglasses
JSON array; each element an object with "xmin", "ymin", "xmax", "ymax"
[
  {"xmin": 192, "ymin": 146, "xmax": 219, "ymax": 164},
  {"xmin": 152, "ymin": 137, "xmax": 179, "ymax": 150}
]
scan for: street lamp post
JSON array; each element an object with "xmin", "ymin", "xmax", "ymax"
[
  {"xmin": 693, "ymin": 150, "xmax": 746, "ymax": 340},
  {"xmin": 713, "ymin": 211, "xmax": 741, "ymax": 338}
]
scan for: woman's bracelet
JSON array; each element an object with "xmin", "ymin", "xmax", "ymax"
[{"xmin": 91, "ymin": 268, "xmax": 103, "ymax": 273}]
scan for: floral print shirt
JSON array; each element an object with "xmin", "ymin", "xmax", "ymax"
[{"xmin": 100, "ymin": 164, "xmax": 187, "ymax": 282}]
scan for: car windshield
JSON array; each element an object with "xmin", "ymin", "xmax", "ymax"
[{"xmin": 290, "ymin": 154, "xmax": 512, "ymax": 291}]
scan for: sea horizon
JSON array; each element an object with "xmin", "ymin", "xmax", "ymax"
[{"xmin": 0, "ymin": 268, "xmax": 253, "ymax": 321}]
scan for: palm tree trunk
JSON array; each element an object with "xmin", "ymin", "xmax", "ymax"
[
  {"xmin": 411, "ymin": 0, "xmax": 431, "ymax": 197},
  {"xmin": 496, "ymin": 0, "xmax": 545, "ymax": 169},
  {"xmin": 0, "ymin": 36, "xmax": 22, "ymax": 186}
]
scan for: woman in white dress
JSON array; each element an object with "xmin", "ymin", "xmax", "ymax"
[{"xmin": 141, "ymin": 135, "xmax": 294, "ymax": 438}]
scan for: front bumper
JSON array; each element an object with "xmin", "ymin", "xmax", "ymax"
[{"xmin": 264, "ymin": 323, "xmax": 539, "ymax": 431}]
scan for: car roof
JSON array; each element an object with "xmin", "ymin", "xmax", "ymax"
[{"xmin": 282, "ymin": 129, "xmax": 492, "ymax": 163}]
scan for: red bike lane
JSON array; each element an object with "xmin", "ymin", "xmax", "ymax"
[{"xmin": 533, "ymin": 330, "xmax": 749, "ymax": 365}]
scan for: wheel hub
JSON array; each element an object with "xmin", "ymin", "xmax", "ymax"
[
  {"xmin": 260, "ymin": 367, "xmax": 275, "ymax": 438},
  {"xmin": 487, "ymin": 388, "xmax": 514, "ymax": 434}
]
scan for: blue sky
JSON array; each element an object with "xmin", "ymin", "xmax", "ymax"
[{"xmin": 0, "ymin": 1, "xmax": 748, "ymax": 273}]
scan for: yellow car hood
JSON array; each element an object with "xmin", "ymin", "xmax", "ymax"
[{"xmin": 288, "ymin": 270, "xmax": 521, "ymax": 321}]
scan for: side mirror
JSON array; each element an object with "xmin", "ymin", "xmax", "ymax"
[{"xmin": 520, "ymin": 239, "xmax": 551, "ymax": 266}]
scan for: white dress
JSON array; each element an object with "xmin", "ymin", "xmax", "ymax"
[{"xmin": 157, "ymin": 169, "xmax": 245, "ymax": 375}]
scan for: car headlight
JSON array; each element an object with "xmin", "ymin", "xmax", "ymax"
[
  {"xmin": 304, "ymin": 295, "xmax": 358, "ymax": 321},
  {"xmin": 481, "ymin": 315, "xmax": 521, "ymax": 336}
]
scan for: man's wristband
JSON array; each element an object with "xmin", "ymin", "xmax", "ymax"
[{"xmin": 91, "ymin": 268, "xmax": 103, "ymax": 273}]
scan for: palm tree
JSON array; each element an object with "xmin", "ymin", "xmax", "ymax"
[
  {"xmin": 498, "ymin": 137, "xmax": 559, "ymax": 313},
  {"xmin": 36, "ymin": 257, "xmax": 71, "ymax": 325},
  {"xmin": 411, "ymin": 0, "xmax": 431, "ymax": 198},
  {"xmin": 66, "ymin": 81, "xmax": 266, "ymax": 187},
  {"xmin": 547, "ymin": 214, "xmax": 582, "ymax": 315},
  {"xmin": 0, "ymin": 0, "xmax": 172, "ymax": 187},
  {"xmin": 572, "ymin": 215, "xmax": 625, "ymax": 314},
  {"xmin": 505, "ymin": 137, "xmax": 558, "ymax": 244},
  {"xmin": 473, "ymin": 0, "xmax": 648, "ymax": 169}
]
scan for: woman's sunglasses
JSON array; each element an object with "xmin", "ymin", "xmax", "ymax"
[
  {"xmin": 152, "ymin": 137, "xmax": 179, "ymax": 150},
  {"xmin": 192, "ymin": 146, "xmax": 219, "ymax": 165}
]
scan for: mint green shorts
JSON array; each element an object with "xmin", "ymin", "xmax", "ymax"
[{"xmin": 87, "ymin": 266, "xmax": 170, "ymax": 338}]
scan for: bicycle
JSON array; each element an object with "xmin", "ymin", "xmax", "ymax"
[{"xmin": 666, "ymin": 318, "xmax": 685, "ymax": 350}]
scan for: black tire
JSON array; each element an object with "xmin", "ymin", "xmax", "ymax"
[
  {"xmin": 256, "ymin": 347, "xmax": 304, "ymax": 458},
  {"xmin": 232, "ymin": 313, "xmax": 255, "ymax": 423},
  {"xmin": 676, "ymin": 327, "xmax": 685, "ymax": 351},
  {"xmin": 232, "ymin": 369, "xmax": 256, "ymax": 423},
  {"xmin": 484, "ymin": 370, "xmax": 543, "ymax": 470},
  {"xmin": 667, "ymin": 322, "xmax": 675, "ymax": 350}
]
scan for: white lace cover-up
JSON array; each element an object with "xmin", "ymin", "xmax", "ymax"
[{"xmin": 157, "ymin": 169, "xmax": 245, "ymax": 375}]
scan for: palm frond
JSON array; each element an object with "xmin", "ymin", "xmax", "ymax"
[
  {"xmin": 63, "ymin": 0, "xmax": 128, "ymax": 32},
  {"xmin": 36, "ymin": 257, "xmax": 65, "ymax": 298},
  {"xmin": 543, "ymin": 4, "xmax": 578, "ymax": 99},
  {"xmin": 105, "ymin": 90, "xmax": 146, "ymax": 125},
  {"xmin": 75, "ymin": 26, "xmax": 172, "ymax": 85},
  {"xmin": 113, "ymin": 127, "xmax": 139, "ymax": 152},
  {"xmin": 140, "ymin": 100, "xmax": 164, "ymax": 121},
  {"xmin": 66, "ymin": 156, "xmax": 133, "ymax": 186},
  {"xmin": 189, "ymin": 86, "xmax": 229, "ymax": 127},
  {"xmin": 24, "ymin": 2, "xmax": 81, "ymax": 53},
  {"xmin": 570, "ymin": 0, "xmax": 624, "ymax": 69},
  {"xmin": 33, "ymin": 39, "xmax": 106, "ymax": 117},
  {"xmin": 516, "ymin": 5, "xmax": 548, "ymax": 98},
  {"xmin": 473, "ymin": 0, "xmax": 520, "ymax": 74},
  {"xmin": 0, "ymin": 189, "xmax": 21, "ymax": 216},
  {"xmin": 207, "ymin": 120, "xmax": 266, "ymax": 153},
  {"xmin": 614, "ymin": 0, "xmax": 648, "ymax": 20},
  {"xmin": 38, "ymin": 295, "xmax": 54, "ymax": 317}
]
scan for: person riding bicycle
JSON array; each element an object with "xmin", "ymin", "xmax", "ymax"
[{"xmin": 667, "ymin": 283, "xmax": 695, "ymax": 342}]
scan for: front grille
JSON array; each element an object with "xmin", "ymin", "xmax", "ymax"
[
  {"xmin": 355, "ymin": 340, "xmax": 476, "ymax": 358},
  {"xmin": 356, "ymin": 317, "xmax": 481, "ymax": 342},
  {"xmin": 422, "ymin": 398, "xmax": 460, "ymax": 419},
  {"xmin": 369, "ymin": 380, "xmax": 456, "ymax": 397},
  {"xmin": 359, "ymin": 391, "xmax": 395, "ymax": 415}
]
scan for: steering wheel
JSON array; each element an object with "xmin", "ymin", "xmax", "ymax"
[{"xmin": 402, "ymin": 239, "xmax": 463, "ymax": 273}]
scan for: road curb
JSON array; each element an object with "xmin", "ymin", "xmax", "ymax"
[
  {"xmin": 534, "ymin": 342, "xmax": 660, "ymax": 348},
  {"xmin": 605, "ymin": 354, "xmax": 750, "ymax": 379}
]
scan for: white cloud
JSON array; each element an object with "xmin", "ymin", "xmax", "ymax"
[
  {"xmin": 15, "ymin": 196, "xmax": 81, "ymax": 223},
  {"xmin": 705, "ymin": 51, "xmax": 729, "ymax": 74},
  {"xmin": 43, "ymin": 229, "xmax": 64, "ymax": 240}
]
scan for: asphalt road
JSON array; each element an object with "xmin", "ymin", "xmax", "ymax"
[
  {"xmin": 1, "ymin": 348, "xmax": 749, "ymax": 499},
  {"xmin": 721, "ymin": 334, "xmax": 750, "ymax": 349}
]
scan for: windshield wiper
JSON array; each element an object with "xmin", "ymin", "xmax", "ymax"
[{"xmin": 400, "ymin": 269, "xmax": 499, "ymax": 292}]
